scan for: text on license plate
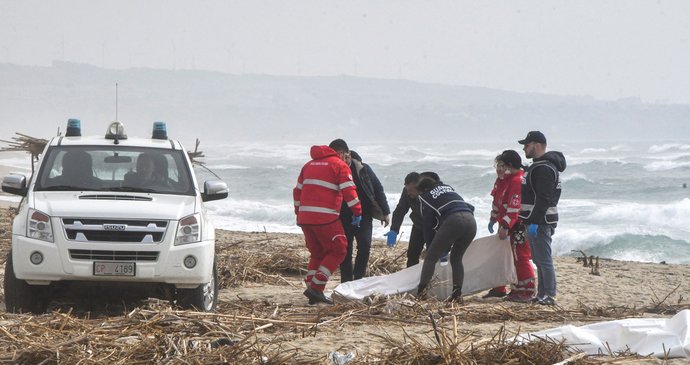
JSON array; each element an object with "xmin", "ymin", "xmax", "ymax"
[{"xmin": 93, "ymin": 262, "xmax": 136, "ymax": 276}]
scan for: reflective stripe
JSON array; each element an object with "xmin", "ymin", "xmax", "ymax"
[
  {"xmin": 306, "ymin": 270, "xmax": 316, "ymax": 276},
  {"xmin": 312, "ymin": 277, "xmax": 327, "ymax": 285},
  {"xmin": 546, "ymin": 207, "xmax": 558, "ymax": 214},
  {"xmin": 502, "ymin": 216, "xmax": 511, "ymax": 225},
  {"xmin": 303, "ymin": 178, "xmax": 338, "ymax": 190},
  {"xmin": 346, "ymin": 197, "xmax": 360, "ymax": 207},
  {"xmin": 521, "ymin": 203, "xmax": 534, "ymax": 210},
  {"xmin": 516, "ymin": 277, "xmax": 536, "ymax": 286},
  {"xmin": 295, "ymin": 183, "xmax": 303, "ymax": 189},
  {"xmin": 339, "ymin": 181, "xmax": 356, "ymax": 190},
  {"xmin": 298, "ymin": 206, "xmax": 339, "ymax": 215},
  {"xmin": 506, "ymin": 208, "xmax": 519, "ymax": 213},
  {"xmin": 318, "ymin": 265, "xmax": 332, "ymax": 277},
  {"xmin": 294, "ymin": 201, "xmax": 300, "ymax": 207}
]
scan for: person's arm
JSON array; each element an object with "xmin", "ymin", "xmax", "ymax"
[
  {"xmin": 419, "ymin": 195, "xmax": 436, "ymax": 246},
  {"xmin": 501, "ymin": 175, "xmax": 522, "ymax": 230},
  {"xmin": 367, "ymin": 166, "xmax": 390, "ymax": 216},
  {"xmin": 390, "ymin": 189, "xmax": 409, "ymax": 233},
  {"xmin": 530, "ymin": 166, "xmax": 557, "ymax": 224},
  {"xmin": 293, "ymin": 168, "xmax": 304, "ymax": 216},
  {"xmin": 338, "ymin": 163, "xmax": 362, "ymax": 217}
]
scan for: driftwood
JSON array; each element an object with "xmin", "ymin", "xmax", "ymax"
[{"xmin": 0, "ymin": 133, "xmax": 48, "ymax": 172}]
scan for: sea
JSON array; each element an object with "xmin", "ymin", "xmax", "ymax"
[{"xmin": 1, "ymin": 139, "xmax": 689, "ymax": 264}]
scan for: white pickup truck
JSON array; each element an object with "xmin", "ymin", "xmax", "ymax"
[{"xmin": 2, "ymin": 120, "xmax": 228, "ymax": 313}]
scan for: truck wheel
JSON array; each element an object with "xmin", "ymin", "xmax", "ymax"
[
  {"xmin": 176, "ymin": 260, "xmax": 218, "ymax": 311},
  {"xmin": 4, "ymin": 251, "xmax": 50, "ymax": 314}
]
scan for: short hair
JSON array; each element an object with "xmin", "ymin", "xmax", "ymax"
[
  {"xmin": 328, "ymin": 139, "xmax": 349, "ymax": 153},
  {"xmin": 404, "ymin": 172, "xmax": 420, "ymax": 185},
  {"xmin": 420, "ymin": 171, "xmax": 441, "ymax": 184},
  {"xmin": 498, "ymin": 149, "xmax": 523, "ymax": 169},
  {"xmin": 416, "ymin": 176, "xmax": 438, "ymax": 192}
]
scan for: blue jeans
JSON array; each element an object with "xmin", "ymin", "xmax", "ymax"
[{"xmin": 528, "ymin": 224, "xmax": 556, "ymax": 298}]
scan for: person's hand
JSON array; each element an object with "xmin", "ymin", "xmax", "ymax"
[
  {"xmin": 381, "ymin": 214, "xmax": 391, "ymax": 228},
  {"xmin": 528, "ymin": 224, "xmax": 538, "ymax": 236},
  {"xmin": 499, "ymin": 226, "xmax": 509, "ymax": 240},
  {"xmin": 351, "ymin": 215, "xmax": 362, "ymax": 227},
  {"xmin": 384, "ymin": 230, "xmax": 398, "ymax": 247},
  {"xmin": 488, "ymin": 219, "xmax": 496, "ymax": 233}
]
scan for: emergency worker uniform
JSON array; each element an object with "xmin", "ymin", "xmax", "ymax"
[
  {"xmin": 293, "ymin": 145, "xmax": 362, "ymax": 294},
  {"xmin": 491, "ymin": 170, "xmax": 536, "ymax": 300}
]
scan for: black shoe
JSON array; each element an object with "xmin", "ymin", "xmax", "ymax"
[
  {"xmin": 482, "ymin": 289, "xmax": 507, "ymax": 299},
  {"xmin": 538, "ymin": 296, "xmax": 557, "ymax": 306},
  {"xmin": 303, "ymin": 287, "xmax": 333, "ymax": 305},
  {"xmin": 530, "ymin": 296, "xmax": 543, "ymax": 304}
]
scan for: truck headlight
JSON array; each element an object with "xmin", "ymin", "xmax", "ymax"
[
  {"xmin": 28, "ymin": 209, "xmax": 54, "ymax": 242},
  {"xmin": 175, "ymin": 214, "xmax": 200, "ymax": 245}
]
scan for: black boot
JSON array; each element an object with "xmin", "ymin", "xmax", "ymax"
[
  {"xmin": 450, "ymin": 286, "xmax": 463, "ymax": 304},
  {"xmin": 417, "ymin": 285, "xmax": 428, "ymax": 300},
  {"xmin": 303, "ymin": 287, "xmax": 334, "ymax": 305}
]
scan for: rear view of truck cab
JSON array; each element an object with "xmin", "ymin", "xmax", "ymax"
[{"xmin": 2, "ymin": 120, "xmax": 228, "ymax": 313}]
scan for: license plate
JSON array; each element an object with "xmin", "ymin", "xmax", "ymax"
[{"xmin": 93, "ymin": 262, "xmax": 136, "ymax": 276}]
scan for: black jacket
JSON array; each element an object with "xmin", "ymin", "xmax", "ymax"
[
  {"xmin": 390, "ymin": 188, "xmax": 422, "ymax": 233},
  {"xmin": 340, "ymin": 151, "xmax": 390, "ymax": 221},
  {"xmin": 418, "ymin": 183, "xmax": 474, "ymax": 245},
  {"xmin": 519, "ymin": 151, "xmax": 567, "ymax": 226}
]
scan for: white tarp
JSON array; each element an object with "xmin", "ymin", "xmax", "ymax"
[
  {"xmin": 333, "ymin": 235, "xmax": 517, "ymax": 301},
  {"xmin": 523, "ymin": 310, "xmax": 690, "ymax": 358}
]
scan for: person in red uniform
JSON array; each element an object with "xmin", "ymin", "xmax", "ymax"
[
  {"xmin": 483, "ymin": 150, "xmax": 536, "ymax": 302},
  {"xmin": 293, "ymin": 141, "xmax": 362, "ymax": 305}
]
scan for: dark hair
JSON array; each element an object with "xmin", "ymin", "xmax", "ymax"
[
  {"xmin": 328, "ymin": 139, "xmax": 349, "ymax": 153},
  {"xmin": 404, "ymin": 172, "xmax": 420, "ymax": 185},
  {"xmin": 420, "ymin": 171, "xmax": 441, "ymax": 184},
  {"xmin": 350, "ymin": 150, "xmax": 362, "ymax": 162},
  {"xmin": 416, "ymin": 176, "xmax": 438, "ymax": 192},
  {"xmin": 494, "ymin": 154, "xmax": 502, "ymax": 163},
  {"xmin": 498, "ymin": 150, "xmax": 522, "ymax": 169}
]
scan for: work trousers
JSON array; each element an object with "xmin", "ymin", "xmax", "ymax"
[
  {"xmin": 339, "ymin": 215, "xmax": 373, "ymax": 283},
  {"xmin": 301, "ymin": 220, "xmax": 348, "ymax": 291}
]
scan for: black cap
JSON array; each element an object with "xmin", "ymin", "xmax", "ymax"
[
  {"xmin": 518, "ymin": 131, "xmax": 547, "ymax": 145},
  {"xmin": 499, "ymin": 150, "xmax": 522, "ymax": 169}
]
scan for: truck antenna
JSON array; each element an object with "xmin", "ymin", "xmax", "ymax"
[{"xmin": 115, "ymin": 83, "xmax": 119, "ymax": 121}]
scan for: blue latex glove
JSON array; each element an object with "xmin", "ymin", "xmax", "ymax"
[
  {"xmin": 488, "ymin": 220, "xmax": 496, "ymax": 233},
  {"xmin": 384, "ymin": 230, "xmax": 398, "ymax": 247},
  {"xmin": 528, "ymin": 224, "xmax": 538, "ymax": 236},
  {"xmin": 351, "ymin": 215, "xmax": 362, "ymax": 227},
  {"xmin": 439, "ymin": 251, "xmax": 449, "ymax": 263}
]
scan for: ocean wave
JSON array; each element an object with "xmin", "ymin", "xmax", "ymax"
[
  {"xmin": 589, "ymin": 198, "xmax": 690, "ymax": 229},
  {"xmin": 561, "ymin": 173, "xmax": 594, "ymax": 183},
  {"xmin": 643, "ymin": 160, "xmax": 690, "ymax": 171},
  {"xmin": 205, "ymin": 164, "xmax": 251, "ymax": 170},
  {"xmin": 648, "ymin": 143, "xmax": 690, "ymax": 153}
]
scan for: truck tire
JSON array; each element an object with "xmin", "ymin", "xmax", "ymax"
[
  {"xmin": 4, "ymin": 251, "xmax": 50, "ymax": 314},
  {"xmin": 176, "ymin": 260, "xmax": 218, "ymax": 312}
]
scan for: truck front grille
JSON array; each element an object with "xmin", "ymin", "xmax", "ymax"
[
  {"xmin": 69, "ymin": 249, "xmax": 159, "ymax": 261},
  {"xmin": 62, "ymin": 219, "xmax": 168, "ymax": 243}
]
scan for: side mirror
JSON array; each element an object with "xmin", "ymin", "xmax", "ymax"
[
  {"xmin": 2, "ymin": 174, "xmax": 28, "ymax": 196},
  {"xmin": 201, "ymin": 180, "xmax": 228, "ymax": 202}
]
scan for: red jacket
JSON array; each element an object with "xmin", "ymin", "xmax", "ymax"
[
  {"xmin": 293, "ymin": 146, "xmax": 362, "ymax": 225},
  {"xmin": 490, "ymin": 170, "xmax": 523, "ymax": 230}
]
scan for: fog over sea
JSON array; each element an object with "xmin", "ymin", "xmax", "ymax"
[{"xmin": 2, "ymin": 139, "xmax": 689, "ymax": 264}]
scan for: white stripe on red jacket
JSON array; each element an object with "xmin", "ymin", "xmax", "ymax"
[{"xmin": 293, "ymin": 145, "xmax": 362, "ymax": 225}]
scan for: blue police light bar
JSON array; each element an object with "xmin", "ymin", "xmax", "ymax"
[
  {"xmin": 152, "ymin": 121, "xmax": 167, "ymax": 139},
  {"xmin": 65, "ymin": 118, "xmax": 81, "ymax": 137}
]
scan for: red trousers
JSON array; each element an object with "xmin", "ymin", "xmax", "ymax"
[
  {"xmin": 493, "ymin": 230, "xmax": 536, "ymax": 296},
  {"xmin": 301, "ymin": 220, "xmax": 348, "ymax": 291}
]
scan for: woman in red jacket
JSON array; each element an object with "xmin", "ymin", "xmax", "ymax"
[{"xmin": 484, "ymin": 150, "xmax": 536, "ymax": 302}]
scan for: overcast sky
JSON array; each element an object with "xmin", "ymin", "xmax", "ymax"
[{"xmin": 1, "ymin": 0, "xmax": 689, "ymax": 103}]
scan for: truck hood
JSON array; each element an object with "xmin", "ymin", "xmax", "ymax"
[{"xmin": 31, "ymin": 192, "xmax": 198, "ymax": 220}]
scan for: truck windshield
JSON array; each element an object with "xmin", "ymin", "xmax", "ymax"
[{"xmin": 34, "ymin": 146, "xmax": 195, "ymax": 195}]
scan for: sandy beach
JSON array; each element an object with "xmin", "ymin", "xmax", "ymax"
[{"xmin": 0, "ymin": 206, "xmax": 689, "ymax": 363}]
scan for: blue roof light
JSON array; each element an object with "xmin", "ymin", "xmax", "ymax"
[
  {"xmin": 65, "ymin": 118, "xmax": 81, "ymax": 137},
  {"xmin": 152, "ymin": 121, "xmax": 167, "ymax": 139}
]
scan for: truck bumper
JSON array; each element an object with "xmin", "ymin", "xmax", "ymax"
[{"xmin": 11, "ymin": 235, "xmax": 215, "ymax": 286}]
